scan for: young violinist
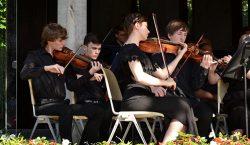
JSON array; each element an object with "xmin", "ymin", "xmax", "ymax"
[
  {"xmin": 113, "ymin": 13, "xmax": 197, "ymax": 143},
  {"xmin": 208, "ymin": 33, "xmax": 250, "ymax": 135},
  {"xmin": 100, "ymin": 23, "xmax": 127, "ymax": 66},
  {"xmin": 20, "ymin": 23, "xmax": 76, "ymax": 142},
  {"xmin": 151, "ymin": 19, "xmax": 216, "ymax": 138},
  {"xmin": 65, "ymin": 33, "xmax": 112, "ymax": 144}
]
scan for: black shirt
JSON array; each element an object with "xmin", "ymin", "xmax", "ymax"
[
  {"xmin": 65, "ymin": 64, "xmax": 106, "ymax": 103},
  {"xmin": 20, "ymin": 48, "xmax": 66, "ymax": 103},
  {"xmin": 151, "ymin": 53, "xmax": 208, "ymax": 99}
]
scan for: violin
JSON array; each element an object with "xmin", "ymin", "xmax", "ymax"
[
  {"xmin": 53, "ymin": 47, "xmax": 91, "ymax": 69},
  {"xmin": 139, "ymin": 38, "xmax": 182, "ymax": 54},
  {"xmin": 184, "ymin": 43, "xmax": 227, "ymax": 69},
  {"xmin": 183, "ymin": 43, "xmax": 213, "ymax": 63},
  {"xmin": 53, "ymin": 47, "xmax": 110, "ymax": 69}
]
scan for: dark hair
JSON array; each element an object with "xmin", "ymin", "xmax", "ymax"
[
  {"xmin": 41, "ymin": 23, "xmax": 67, "ymax": 47},
  {"xmin": 166, "ymin": 19, "xmax": 189, "ymax": 35},
  {"xmin": 124, "ymin": 13, "xmax": 147, "ymax": 35},
  {"xmin": 114, "ymin": 23, "xmax": 125, "ymax": 35},
  {"xmin": 83, "ymin": 33, "xmax": 100, "ymax": 45},
  {"xmin": 198, "ymin": 37, "xmax": 213, "ymax": 51}
]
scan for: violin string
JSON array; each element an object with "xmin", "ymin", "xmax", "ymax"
[
  {"xmin": 152, "ymin": 13, "xmax": 171, "ymax": 78},
  {"xmin": 64, "ymin": 44, "xmax": 84, "ymax": 69}
]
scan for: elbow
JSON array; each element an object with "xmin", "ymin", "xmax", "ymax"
[
  {"xmin": 134, "ymin": 75, "xmax": 146, "ymax": 84},
  {"xmin": 208, "ymin": 79, "xmax": 218, "ymax": 85},
  {"xmin": 20, "ymin": 71, "xmax": 29, "ymax": 80},
  {"xmin": 65, "ymin": 83, "xmax": 75, "ymax": 91}
]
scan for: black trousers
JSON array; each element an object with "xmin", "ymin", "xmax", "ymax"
[
  {"xmin": 36, "ymin": 101, "xmax": 112, "ymax": 144},
  {"xmin": 190, "ymin": 99, "xmax": 216, "ymax": 138},
  {"xmin": 36, "ymin": 101, "xmax": 73, "ymax": 141},
  {"xmin": 122, "ymin": 87, "xmax": 196, "ymax": 134},
  {"xmin": 72, "ymin": 102, "xmax": 112, "ymax": 144}
]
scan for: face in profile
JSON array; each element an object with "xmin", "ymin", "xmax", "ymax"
[
  {"xmin": 48, "ymin": 38, "xmax": 65, "ymax": 51},
  {"xmin": 137, "ymin": 22, "xmax": 150, "ymax": 41}
]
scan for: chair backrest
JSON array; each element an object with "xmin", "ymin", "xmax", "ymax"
[
  {"xmin": 217, "ymin": 79, "xmax": 229, "ymax": 114},
  {"xmin": 101, "ymin": 67, "xmax": 123, "ymax": 115},
  {"xmin": 28, "ymin": 79, "xmax": 38, "ymax": 117}
]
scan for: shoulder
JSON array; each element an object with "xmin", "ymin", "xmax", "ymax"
[{"xmin": 26, "ymin": 48, "xmax": 44, "ymax": 56}]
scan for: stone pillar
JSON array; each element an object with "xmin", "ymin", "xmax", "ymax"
[
  {"xmin": 58, "ymin": 1, "xmax": 87, "ymax": 143},
  {"xmin": 58, "ymin": 0, "xmax": 87, "ymax": 51}
]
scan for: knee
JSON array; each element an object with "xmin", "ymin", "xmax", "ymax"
[{"xmin": 61, "ymin": 105, "xmax": 73, "ymax": 117}]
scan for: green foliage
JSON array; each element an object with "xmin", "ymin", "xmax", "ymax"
[
  {"xmin": 0, "ymin": 0, "xmax": 6, "ymax": 129},
  {"xmin": 211, "ymin": 132, "xmax": 250, "ymax": 145},
  {"xmin": 0, "ymin": 0, "xmax": 6, "ymax": 48},
  {"xmin": 0, "ymin": 134, "xmax": 75, "ymax": 145},
  {"xmin": 165, "ymin": 132, "xmax": 208, "ymax": 145}
]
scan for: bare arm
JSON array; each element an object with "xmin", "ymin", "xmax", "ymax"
[
  {"xmin": 153, "ymin": 43, "xmax": 188, "ymax": 80},
  {"xmin": 128, "ymin": 60, "xmax": 176, "ymax": 89}
]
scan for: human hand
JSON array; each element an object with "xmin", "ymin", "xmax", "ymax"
[
  {"xmin": 164, "ymin": 77, "xmax": 176, "ymax": 90},
  {"xmin": 89, "ymin": 61, "xmax": 102, "ymax": 74},
  {"xmin": 44, "ymin": 64, "xmax": 65, "ymax": 74},
  {"xmin": 209, "ymin": 61, "xmax": 218, "ymax": 72},
  {"xmin": 90, "ymin": 73, "xmax": 103, "ymax": 82},
  {"xmin": 150, "ymin": 86, "xmax": 166, "ymax": 97},
  {"xmin": 200, "ymin": 54, "xmax": 214, "ymax": 69},
  {"xmin": 221, "ymin": 55, "xmax": 232, "ymax": 64},
  {"xmin": 177, "ymin": 42, "xmax": 188, "ymax": 55}
]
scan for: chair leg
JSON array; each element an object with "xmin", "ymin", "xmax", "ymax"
[
  {"xmin": 143, "ymin": 118, "xmax": 157, "ymax": 143},
  {"xmin": 79, "ymin": 120, "xmax": 86, "ymax": 131},
  {"xmin": 46, "ymin": 118, "xmax": 58, "ymax": 142},
  {"xmin": 215, "ymin": 114, "xmax": 228, "ymax": 135},
  {"xmin": 30, "ymin": 118, "xmax": 40, "ymax": 139},
  {"xmin": 150, "ymin": 117, "xmax": 163, "ymax": 142},
  {"xmin": 131, "ymin": 116, "xmax": 147, "ymax": 145},
  {"xmin": 122, "ymin": 122, "xmax": 132, "ymax": 141},
  {"xmin": 73, "ymin": 120, "xmax": 82, "ymax": 138},
  {"xmin": 223, "ymin": 117, "xmax": 229, "ymax": 135},
  {"xmin": 150, "ymin": 118, "xmax": 156, "ymax": 142},
  {"xmin": 55, "ymin": 122, "xmax": 61, "ymax": 142},
  {"xmin": 190, "ymin": 108, "xmax": 199, "ymax": 135},
  {"xmin": 209, "ymin": 123, "xmax": 216, "ymax": 138},
  {"xmin": 108, "ymin": 117, "xmax": 121, "ymax": 144}
]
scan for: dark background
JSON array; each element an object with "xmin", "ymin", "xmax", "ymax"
[{"xmin": 7, "ymin": 0, "xmax": 250, "ymax": 129}]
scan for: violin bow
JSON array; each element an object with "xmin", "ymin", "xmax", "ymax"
[
  {"xmin": 64, "ymin": 44, "xmax": 83, "ymax": 69},
  {"xmin": 152, "ymin": 13, "xmax": 171, "ymax": 78},
  {"xmin": 173, "ymin": 34, "xmax": 204, "ymax": 78},
  {"xmin": 102, "ymin": 28, "xmax": 113, "ymax": 43}
]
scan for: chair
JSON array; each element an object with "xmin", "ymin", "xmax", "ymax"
[
  {"xmin": 101, "ymin": 67, "xmax": 164, "ymax": 145},
  {"xmin": 69, "ymin": 91, "xmax": 88, "ymax": 139},
  {"xmin": 215, "ymin": 79, "xmax": 229, "ymax": 135},
  {"xmin": 28, "ymin": 79, "xmax": 60, "ymax": 142}
]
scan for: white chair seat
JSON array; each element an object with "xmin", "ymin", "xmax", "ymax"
[{"xmin": 116, "ymin": 111, "xmax": 164, "ymax": 119}]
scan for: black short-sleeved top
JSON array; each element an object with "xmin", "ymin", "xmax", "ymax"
[{"xmin": 114, "ymin": 43, "xmax": 156, "ymax": 98}]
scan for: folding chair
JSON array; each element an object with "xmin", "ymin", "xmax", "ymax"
[
  {"xmin": 215, "ymin": 79, "xmax": 229, "ymax": 135},
  {"xmin": 28, "ymin": 79, "xmax": 60, "ymax": 142},
  {"xmin": 101, "ymin": 67, "xmax": 164, "ymax": 145},
  {"xmin": 69, "ymin": 91, "xmax": 88, "ymax": 139}
]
